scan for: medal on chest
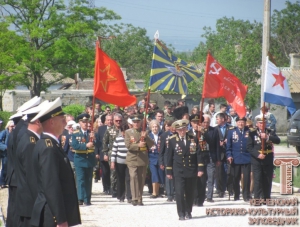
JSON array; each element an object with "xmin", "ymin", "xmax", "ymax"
[
  {"xmin": 233, "ymin": 131, "xmax": 239, "ymax": 142},
  {"xmin": 190, "ymin": 138, "xmax": 196, "ymax": 154},
  {"xmin": 254, "ymin": 135, "xmax": 261, "ymax": 144},
  {"xmin": 151, "ymin": 145, "xmax": 156, "ymax": 153},
  {"xmin": 175, "ymin": 143, "xmax": 182, "ymax": 153},
  {"xmin": 130, "ymin": 136, "xmax": 136, "ymax": 143}
]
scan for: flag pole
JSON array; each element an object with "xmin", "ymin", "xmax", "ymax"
[{"xmin": 261, "ymin": 102, "xmax": 266, "ymax": 153}]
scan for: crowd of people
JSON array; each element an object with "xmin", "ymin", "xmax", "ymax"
[{"xmin": 0, "ymin": 95, "xmax": 281, "ymax": 225}]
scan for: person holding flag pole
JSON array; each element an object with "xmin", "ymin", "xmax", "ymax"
[{"xmin": 246, "ymin": 56, "xmax": 283, "ymax": 200}]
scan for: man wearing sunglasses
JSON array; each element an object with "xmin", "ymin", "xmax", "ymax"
[{"xmin": 102, "ymin": 113, "xmax": 123, "ymax": 198}]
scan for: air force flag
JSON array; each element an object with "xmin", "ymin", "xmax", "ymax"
[{"xmin": 264, "ymin": 56, "xmax": 296, "ymax": 115}]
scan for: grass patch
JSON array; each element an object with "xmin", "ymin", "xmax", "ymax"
[{"xmin": 273, "ymin": 166, "xmax": 300, "ymax": 188}]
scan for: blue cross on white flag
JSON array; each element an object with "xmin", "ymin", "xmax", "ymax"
[{"xmin": 264, "ymin": 56, "xmax": 296, "ymax": 115}]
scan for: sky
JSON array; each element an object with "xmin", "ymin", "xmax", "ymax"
[{"xmin": 95, "ymin": 0, "xmax": 298, "ymax": 52}]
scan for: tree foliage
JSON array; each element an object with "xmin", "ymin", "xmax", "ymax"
[
  {"xmin": 0, "ymin": 0, "xmax": 121, "ymax": 97},
  {"xmin": 101, "ymin": 24, "xmax": 153, "ymax": 79},
  {"xmin": 271, "ymin": 0, "xmax": 300, "ymax": 66}
]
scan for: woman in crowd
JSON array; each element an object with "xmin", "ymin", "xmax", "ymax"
[
  {"xmin": 0, "ymin": 120, "xmax": 14, "ymax": 188},
  {"xmin": 111, "ymin": 125, "xmax": 132, "ymax": 203},
  {"xmin": 148, "ymin": 120, "xmax": 164, "ymax": 198}
]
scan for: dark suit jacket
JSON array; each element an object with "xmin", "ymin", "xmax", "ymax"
[
  {"xmin": 96, "ymin": 125, "xmax": 108, "ymax": 161},
  {"xmin": 15, "ymin": 130, "xmax": 39, "ymax": 217},
  {"xmin": 31, "ymin": 134, "xmax": 81, "ymax": 226},
  {"xmin": 166, "ymin": 133, "xmax": 202, "ymax": 178},
  {"xmin": 213, "ymin": 124, "xmax": 232, "ymax": 162}
]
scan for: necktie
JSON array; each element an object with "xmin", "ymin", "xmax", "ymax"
[
  {"xmin": 181, "ymin": 137, "xmax": 185, "ymax": 145},
  {"xmin": 84, "ymin": 132, "xmax": 87, "ymax": 140},
  {"xmin": 240, "ymin": 130, "xmax": 243, "ymax": 135}
]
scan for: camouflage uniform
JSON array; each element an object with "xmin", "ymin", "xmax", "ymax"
[{"xmin": 102, "ymin": 126, "xmax": 121, "ymax": 196}]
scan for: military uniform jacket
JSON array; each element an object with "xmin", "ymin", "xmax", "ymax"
[
  {"xmin": 125, "ymin": 128, "xmax": 154, "ymax": 167},
  {"xmin": 31, "ymin": 134, "xmax": 81, "ymax": 226},
  {"xmin": 166, "ymin": 133, "xmax": 203, "ymax": 178},
  {"xmin": 246, "ymin": 128, "xmax": 280, "ymax": 165},
  {"xmin": 158, "ymin": 131, "xmax": 175, "ymax": 166},
  {"xmin": 6, "ymin": 120, "xmax": 27, "ymax": 187},
  {"xmin": 72, "ymin": 129, "xmax": 96, "ymax": 168},
  {"xmin": 15, "ymin": 130, "xmax": 39, "ymax": 217},
  {"xmin": 226, "ymin": 127, "xmax": 251, "ymax": 164},
  {"xmin": 102, "ymin": 125, "xmax": 120, "ymax": 156},
  {"xmin": 95, "ymin": 125, "xmax": 108, "ymax": 161},
  {"xmin": 188, "ymin": 128, "xmax": 212, "ymax": 166}
]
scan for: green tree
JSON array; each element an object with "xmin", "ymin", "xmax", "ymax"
[
  {"xmin": 191, "ymin": 17, "xmax": 263, "ymax": 109},
  {"xmin": 0, "ymin": 21, "xmax": 25, "ymax": 110},
  {"xmin": 0, "ymin": 0, "xmax": 121, "ymax": 97},
  {"xmin": 271, "ymin": 1, "xmax": 300, "ymax": 66},
  {"xmin": 101, "ymin": 24, "xmax": 153, "ymax": 79}
]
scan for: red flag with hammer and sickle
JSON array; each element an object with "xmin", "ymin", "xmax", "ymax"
[
  {"xmin": 202, "ymin": 53, "xmax": 248, "ymax": 117},
  {"xmin": 93, "ymin": 41, "xmax": 137, "ymax": 107}
]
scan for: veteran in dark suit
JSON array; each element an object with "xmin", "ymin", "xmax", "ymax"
[
  {"xmin": 125, "ymin": 114, "xmax": 154, "ymax": 206},
  {"xmin": 15, "ymin": 101, "xmax": 48, "ymax": 226},
  {"xmin": 30, "ymin": 98, "xmax": 81, "ymax": 227},
  {"xmin": 226, "ymin": 116, "xmax": 251, "ymax": 202},
  {"xmin": 5, "ymin": 96, "xmax": 41, "ymax": 227},
  {"xmin": 72, "ymin": 113, "xmax": 96, "ymax": 206},
  {"xmin": 166, "ymin": 119, "xmax": 203, "ymax": 220},
  {"xmin": 247, "ymin": 115, "xmax": 280, "ymax": 200}
]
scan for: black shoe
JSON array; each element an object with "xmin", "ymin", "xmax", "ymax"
[
  {"xmin": 84, "ymin": 202, "xmax": 92, "ymax": 206},
  {"xmin": 185, "ymin": 213, "xmax": 192, "ymax": 219},
  {"xmin": 132, "ymin": 200, "xmax": 138, "ymax": 206},
  {"xmin": 112, "ymin": 193, "xmax": 117, "ymax": 198},
  {"xmin": 127, "ymin": 199, "xmax": 132, "ymax": 203},
  {"xmin": 150, "ymin": 195, "xmax": 158, "ymax": 199},
  {"xmin": 94, "ymin": 179, "xmax": 98, "ymax": 183},
  {"xmin": 234, "ymin": 198, "xmax": 240, "ymax": 201},
  {"xmin": 219, "ymin": 192, "xmax": 224, "ymax": 198},
  {"xmin": 244, "ymin": 199, "xmax": 250, "ymax": 202},
  {"xmin": 207, "ymin": 198, "xmax": 214, "ymax": 202},
  {"xmin": 78, "ymin": 200, "xmax": 83, "ymax": 205},
  {"xmin": 120, "ymin": 199, "xmax": 124, "ymax": 202},
  {"xmin": 166, "ymin": 198, "xmax": 173, "ymax": 202},
  {"xmin": 179, "ymin": 216, "xmax": 185, "ymax": 221},
  {"xmin": 197, "ymin": 203, "xmax": 203, "ymax": 207}
]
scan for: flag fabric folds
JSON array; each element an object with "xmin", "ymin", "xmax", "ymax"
[
  {"xmin": 149, "ymin": 42, "xmax": 202, "ymax": 95},
  {"xmin": 203, "ymin": 53, "xmax": 247, "ymax": 117},
  {"xmin": 93, "ymin": 41, "xmax": 137, "ymax": 107},
  {"xmin": 264, "ymin": 56, "xmax": 296, "ymax": 115}
]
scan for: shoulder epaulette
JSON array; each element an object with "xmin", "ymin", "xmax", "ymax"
[
  {"xmin": 169, "ymin": 134, "xmax": 177, "ymax": 139},
  {"xmin": 45, "ymin": 139, "xmax": 53, "ymax": 147},
  {"xmin": 73, "ymin": 130, "xmax": 79, "ymax": 134},
  {"xmin": 228, "ymin": 126, "xmax": 235, "ymax": 130},
  {"xmin": 30, "ymin": 136, "xmax": 36, "ymax": 144},
  {"xmin": 250, "ymin": 128, "xmax": 256, "ymax": 132}
]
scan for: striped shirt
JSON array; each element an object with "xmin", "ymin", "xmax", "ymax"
[{"xmin": 111, "ymin": 136, "xmax": 128, "ymax": 164}]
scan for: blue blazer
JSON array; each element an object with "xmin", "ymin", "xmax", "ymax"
[
  {"xmin": 226, "ymin": 127, "xmax": 251, "ymax": 164},
  {"xmin": 148, "ymin": 131, "xmax": 162, "ymax": 166}
]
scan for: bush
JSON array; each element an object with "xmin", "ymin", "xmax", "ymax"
[
  {"xmin": 62, "ymin": 104, "xmax": 85, "ymax": 120},
  {"xmin": 0, "ymin": 111, "xmax": 12, "ymax": 130}
]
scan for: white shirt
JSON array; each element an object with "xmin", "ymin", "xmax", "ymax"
[
  {"xmin": 28, "ymin": 129, "xmax": 41, "ymax": 139},
  {"xmin": 43, "ymin": 132, "xmax": 59, "ymax": 144}
]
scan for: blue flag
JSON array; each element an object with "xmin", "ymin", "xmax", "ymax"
[{"xmin": 149, "ymin": 42, "xmax": 202, "ymax": 95}]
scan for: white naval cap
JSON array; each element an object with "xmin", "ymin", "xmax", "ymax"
[
  {"xmin": 22, "ymin": 100, "xmax": 50, "ymax": 121},
  {"xmin": 67, "ymin": 120, "xmax": 76, "ymax": 126},
  {"xmin": 9, "ymin": 112, "xmax": 23, "ymax": 120},
  {"xmin": 17, "ymin": 96, "xmax": 42, "ymax": 112},
  {"xmin": 31, "ymin": 98, "xmax": 65, "ymax": 123}
]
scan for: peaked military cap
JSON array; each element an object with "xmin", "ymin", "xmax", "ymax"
[
  {"xmin": 23, "ymin": 100, "xmax": 49, "ymax": 121},
  {"xmin": 131, "ymin": 114, "xmax": 143, "ymax": 121},
  {"xmin": 17, "ymin": 96, "xmax": 42, "ymax": 112},
  {"xmin": 149, "ymin": 100, "xmax": 157, "ymax": 104},
  {"xmin": 31, "ymin": 98, "xmax": 65, "ymax": 123},
  {"xmin": 77, "ymin": 113, "xmax": 90, "ymax": 122},
  {"xmin": 255, "ymin": 115, "xmax": 265, "ymax": 122},
  {"xmin": 236, "ymin": 116, "xmax": 247, "ymax": 122},
  {"xmin": 189, "ymin": 114, "xmax": 204, "ymax": 122},
  {"xmin": 172, "ymin": 119, "xmax": 189, "ymax": 129}
]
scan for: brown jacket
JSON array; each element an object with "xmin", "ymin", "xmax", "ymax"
[{"xmin": 125, "ymin": 128, "xmax": 154, "ymax": 167}]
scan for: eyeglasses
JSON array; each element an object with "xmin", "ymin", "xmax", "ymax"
[{"xmin": 115, "ymin": 120, "xmax": 122, "ymax": 123}]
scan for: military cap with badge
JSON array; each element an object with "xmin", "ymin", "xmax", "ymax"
[{"xmin": 77, "ymin": 113, "xmax": 90, "ymax": 122}]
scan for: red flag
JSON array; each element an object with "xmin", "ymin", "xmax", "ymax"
[
  {"xmin": 93, "ymin": 41, "xmax": 137, "ymax": 107},
  {"xmin": 202, "ymin": 53, "xmax": 247, "ymax": 117}
]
